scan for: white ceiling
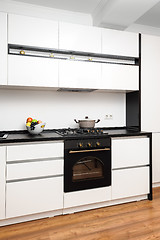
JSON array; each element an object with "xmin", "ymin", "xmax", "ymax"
[
  {"xmin": 10, "ymin": 0, "xmax": 160, "ymax": 31},
  {"xmin": 11, "ymin": 0, "xmax": 103, "ymax": 14}
]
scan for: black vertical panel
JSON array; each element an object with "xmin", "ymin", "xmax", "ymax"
[{"xmin": 126, "ymin": 91, "xmax": 140, "ymax": 130}]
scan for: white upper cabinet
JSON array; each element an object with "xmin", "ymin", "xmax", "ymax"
[
  {"xmin": 8, "ymin": 14, "xmax": 58, "ymax": 49},
  {"xmin": 8, "ymin": 55, "xmax": 59, "ymax": 88},
  {"xmin": 59, "ymin": 22, "xmax": 101, "ymax": 53},
  {"xmin": 101, "ymin": 64, "xmax": 139, "ymax": 91},
  {"xmin": 59, "ymin": 60, "xmax": 101, "ymax": 89},
  {"xmin": 0, "ymin": 12, "xmax": 7, "ymax": 85},
  {"xmin": 102, "ymin": 28, "xmax": 139, "ymax": 57},
  {"xmin": 141, "ymin": 34, "xmax": 160, "ymax": 132}
]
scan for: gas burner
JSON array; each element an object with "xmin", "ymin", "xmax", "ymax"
[{"xmin": 56, "ymin": 128, "xmax": 107, "ymax": 137}]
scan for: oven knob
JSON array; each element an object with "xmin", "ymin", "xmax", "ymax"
[
  {"xmin": 78, "ymin": 143, "xmax": 83, "ymax": 148},
  {"xmin": 96, "ymin": 142, "xmax": 100, "ymax": 146},
  {"xmin": 87, "ymin": 143, "xmax": 92, "ymax": 147}
]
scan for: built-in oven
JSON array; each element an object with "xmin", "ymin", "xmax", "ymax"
[{"xmin": 64, "ymin": 138, "xmax": 111, "ymax": 192}]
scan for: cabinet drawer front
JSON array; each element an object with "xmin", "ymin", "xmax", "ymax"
[
  {"xmin": 112, "ymin": 137, "xmax": 149, "ymax": 169},
  {"xmin": 8, "ymin": 14, "xmax": 58, "ymax": 49},
  {"xmin": 112, "ymin": 167, "xmax": 149, "ymax": 200},
  {"xmin": 8, "ymin": 55, "xmax": 59, "ymax": 87},
  {"xmin": 7, "ymin": 160, "xmax": 63, "ymax": 181},
  {"xmin": 64, "ymin": 187, "xmax": 111, "ymax": 208},
  {"xmin": 101, "ymin": 64, "xmax": 139, "ymax": 91},
  {"xmin": 6, "ymin": 177, "xmax": 63, "ymax": 218},
  {"xmin": 7, "ymin": 142, "xmax": 64, "ymax": 162}
]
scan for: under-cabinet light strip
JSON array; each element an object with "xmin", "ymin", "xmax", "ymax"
[{"xmin": 9, "ymin": 48, "xmax": 135, "ymax": 65}]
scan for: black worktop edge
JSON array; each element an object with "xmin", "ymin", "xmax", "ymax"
[{"xmin": 0, "ymin": 127, "xmax": 152, "ymax": 144}]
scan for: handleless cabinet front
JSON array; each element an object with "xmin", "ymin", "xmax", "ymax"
[
  {"xmin": 8, "ymin": 55, "xmax": 59, "ymax": 87},
  {"xmin": 6, "ymin": 177, "xmax": 63, "ymax": 218},
  {"xmin": 59, "ymin": 22, "xmax": 101, "ymax": 54},
  {"xmin": 59, "ymin": 60, "xmax": 101, "ymax": 89},
  {"xmin": 8, "ymin": 14, "xmax": 58, "ymax": 49},
  {"xmin": 101, "ymin": 64, "xmax": 139, "ymax": 91},
  {"xmin": 6, "ymin": 142, "xmax": 64, "ymax": 219},
  {"xmin": 0, "ymin": 12, "xmax": 7, "ymax": 85},
  {"xmin": 102, "ymin": 28, "xmax": 138, "ymax": 57}
]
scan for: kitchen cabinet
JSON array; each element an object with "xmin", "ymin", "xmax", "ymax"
[
  {"xmin": 101, "ymin": 64, "xmax": 139, "ymax": 91},
  {"xmin": 102, "ymin": 28, "xmax": 139, "ymax": 57},
  {"xmin": 59, "ymin": 22, "xmax": 101, "ymax": 53},
  {"xmin": 112, "ymin": 167, "xmax": 149, "ymax": 200},
  {"xmin": 8, "ymin": 14, "xmax": 58, "ymax": 49},
  {"xmin": 112, "ymin": 137, "xmax": 149, "ymax": 169},
  {"xmin": 141, "ymin": 34, "xmax": 160, "ymax": 132},
  {"xmin": 0, "ymin": 12, "xmax": 7, "ymax": 85},
  {"xmin": 59, "ymin": 60, "xmax": 101, "ymax": 89},
  {"xmin": 64, "ymin": 187, "xmax": 111, "ymax": 209},
  {"xmin": 8, "ymin": 55, "xmax": 59, "ymax": 87},
  {"xmin": 152, "ymin": 133, "xmax": 160, "ymax": 183},
  {"xmin": 0, "ymin": 147, "xmax": 6, "ymax": 220},
  {"xmin": 6, "ymin": 177, "xmax": 63, "ymax": 218},
  {"xmin": 112, "ymin": 137, "xmax": 150, "ymax": 200},
  {"xmin": 6, "ymin": 142, "xmax": 64, "ymax": 218}
]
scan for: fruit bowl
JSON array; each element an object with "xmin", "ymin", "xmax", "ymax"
[{"xmin": 26, "ymin": 122, "xmax": 46, "ymax": 135}]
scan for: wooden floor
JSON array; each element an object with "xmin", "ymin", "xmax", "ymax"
[{"xmin": 1, "ymin": 188, "xmax": 160, "ymax": 240}]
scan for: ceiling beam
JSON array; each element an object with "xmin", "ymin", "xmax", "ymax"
[{"xmin": 92, "ymin": 0, "xmax": 160, "ymax": 30}]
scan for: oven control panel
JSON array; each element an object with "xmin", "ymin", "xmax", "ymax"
[{"xmin": 65, "ymin": 138, "xmax": 110, "ymax": 150}]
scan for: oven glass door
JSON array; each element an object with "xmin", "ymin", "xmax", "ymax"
[
  {"xmin": 72, "ymin": 156, "xmax": 104, "ymax": 182},
  {"xmin": 64, "ymin": 147, "xmax": 111, "ymax": 192}
]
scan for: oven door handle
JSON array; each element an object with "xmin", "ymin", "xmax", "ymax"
[{"xmin": 69, "ymin": 148, "xmax": 110, "ymax": 154}]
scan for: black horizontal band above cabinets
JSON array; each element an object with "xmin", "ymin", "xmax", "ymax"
[{"xmin": 8, "ymin": 44, "xmax": 139, "ymax": 66}]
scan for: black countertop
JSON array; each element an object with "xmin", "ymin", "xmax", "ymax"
[{"xmin": 0, "ymin": 128, "xmax": 152, "ymax": 144}]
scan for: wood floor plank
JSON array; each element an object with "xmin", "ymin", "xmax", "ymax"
[{"xmin": 0, "ymin": 188, "xmax": 160, "ymax": 240}]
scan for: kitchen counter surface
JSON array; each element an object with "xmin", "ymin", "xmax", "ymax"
[{"xmin": 0, "ymin": 128, "xmax": 152, "ymax": 144}]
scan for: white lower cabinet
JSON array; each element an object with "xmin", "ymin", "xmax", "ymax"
[
  {"xmin": 112, "ymin": 167, "xmax": 149, "ymax": 200},
  {"xmin": 0, "ymin": 146, "xmax": 6, "ymax": 220},
  {"xmin": 152, "ymin": 133, "xmax": 160, "ymax": 183},
  {"xmin": 6, "ymin": 177, "xmax": 63, "ymax": 218},
  {"xmin": 64, "ymin": 187, "xmax": 111, "ymax": 209}
]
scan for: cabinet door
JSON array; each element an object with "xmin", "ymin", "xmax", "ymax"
[
  {"xmin": 7, "ymin": 142, "xmax": 64, "ymax": 162},
  {"xmin": 152, "ymin": 133, "xmax": 160, "ymax": 183},
  {"xmin": 8, "ymin": 55, "xmax": 58, "ymax": 87},
  {"xmin": 112, "ymin": 137, "xmax": 149, "ymax": 169},
  {"xmin": 59, "ymin": 60, "xmax": 101, "ymax": 89},
  {"xmin": 0, "ymin": 147, "xmax": 6, "ymax": 220},
  {"xmin": 6, "ymin": 177, "xmax": 63, "ymax": 218},
  {"xmin": 8, "ymin": 14, "xmax": 58, "ymax": 49},
  {"xmin": 141, "ymin": 34, "xmax": 160, "ymax": 132},
  {"xmin": 101, "ymin": 64, "xmax": 139, "ymax": 91},
  {"xmin": 0, "ymin": 12, "xmax": 7, "ymax": 85},
  {"xmin": 102, "ymin": 28, "xmax": 138, "ymax": 57},
  {"xmin": 59, "ymin": 22, "xmax": 101, "ymax": 53},
  {"xmin": 112, "ymin": 167, "xmax": 149, "ymax": 200}
]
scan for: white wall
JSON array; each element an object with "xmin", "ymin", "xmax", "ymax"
[
  {"xmin": 0, "ymin": 0, "xmax": 92, "ymax": 25},
  {"xmin": 0, "ymin": 89, "xmax": 126, "ymax": 131}
]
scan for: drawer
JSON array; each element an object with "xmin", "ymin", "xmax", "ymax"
[
  {"xmin": 112, "ymin": 137, "xmax": 149, "ymax": 169},
  {"xmin": 64, "ymin": 187, "xmax": 111, "ymax": 208},
  {"xmin": 7, "ymin": 159, "xmax": 63, "ymax": 181},
  {"xmin": 6, "ymin": 177, "xmax": 63, "ymax": 218},
  {"xmin": 112, "ymin": 167, "xmax": 149, "ymax": 200},
  {"xmin": 7, "ymin": 142, "xmax": 64, "ymax": 162}
]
